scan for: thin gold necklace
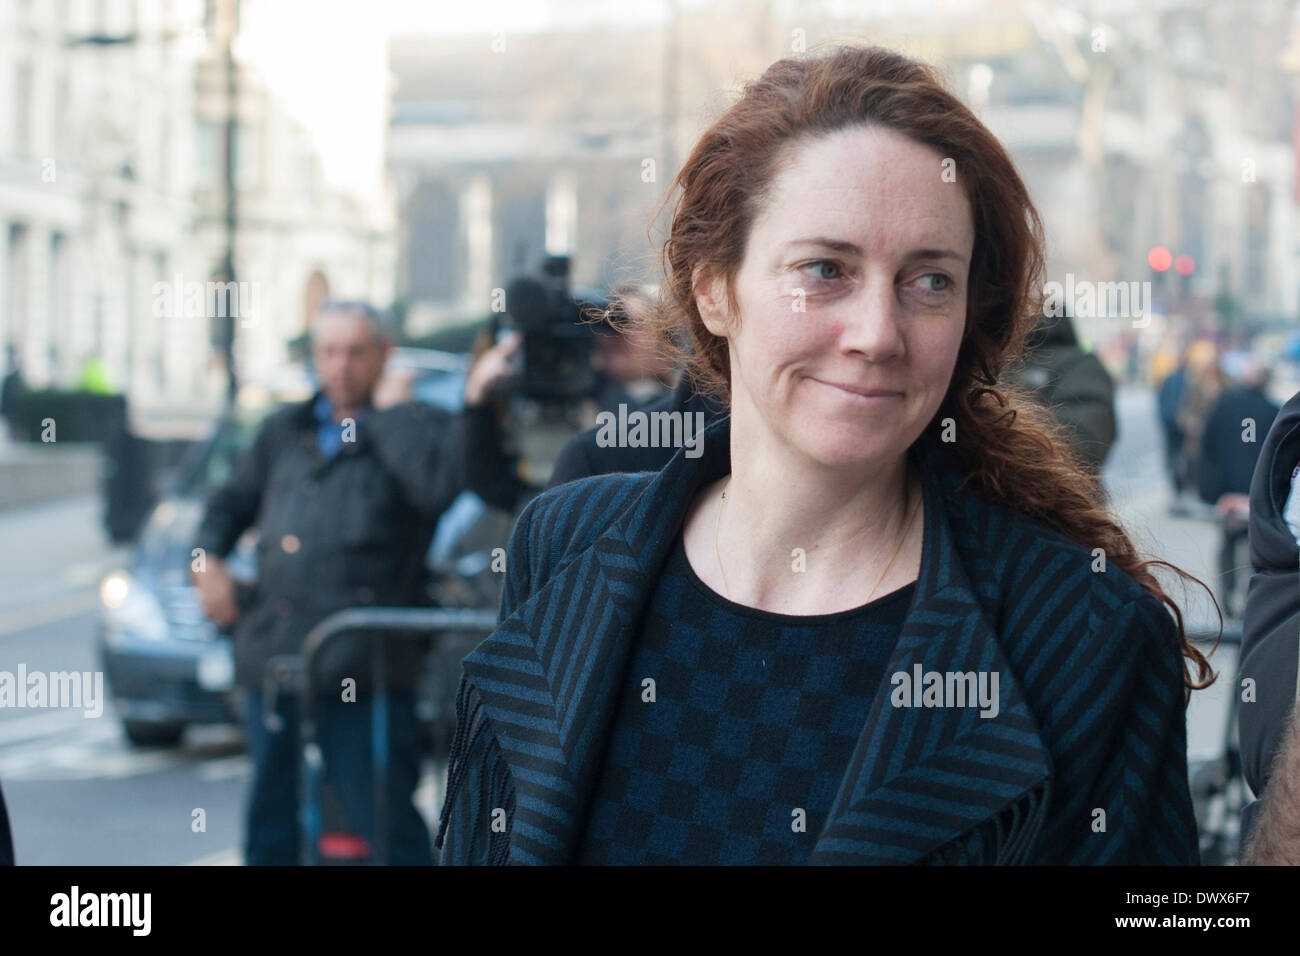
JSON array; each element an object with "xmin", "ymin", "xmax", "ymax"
[{"xmin": 713, "ymin": 470, "xmax": 920, "ymax": 605}]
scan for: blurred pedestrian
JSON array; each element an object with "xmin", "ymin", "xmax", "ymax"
[
  {"xmin": 587, "ymin": 283, "xmax": 679, "ymax": 406},
  {"xmin": 1178, "ymin": 340, "xmax": 1224, "ymax": 500},
  {"xmin": 1157, "ymin": 345, "xmax": 1192, "ymax": 508},
  {"xmin": 1002, "ymin": 308, "xmax": 1117, "ymax": 478},
  {"xmin": 1196, "ymin": 355, "xmax": 1280, "ymax": 617},
  {"xmin": 1, "ymin": 345, "xmax": 26, "ymax": 443},
  {"xmin": 437, "ymin": 45, "xmax": 1209, "ymax": 866},
  {"xmin": 1195, "ymin": 353, "xmax": 1281, "ymax": 508},
  {"xmin": 1237, "ymin": 387, "xmax": 1300, "ymax": 863},
  {"xmin": 192, "ymin": 300, "xmax": 465, "ymax": 865},
  {"xmin": 457, "ymin": 323, "xmax": 530, "ymax": 512}
]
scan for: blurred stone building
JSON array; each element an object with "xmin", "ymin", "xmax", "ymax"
[
  {"xmin": 388, "ymin": 0, "xmax": 1300, "ymax": 361},
  {"xmin": 0, "ymin": 0, "xmax": 395, "ymax": 429}
]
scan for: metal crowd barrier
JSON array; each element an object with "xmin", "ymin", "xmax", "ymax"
[
  {"xmin": 1187, "ymin": 619, "xmax": 1247, "ymax": 866},
  {"xmin": 263, "ymin": 606, "xmax": 498, "ymax": 866}
]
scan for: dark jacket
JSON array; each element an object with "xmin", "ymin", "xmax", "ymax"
[
  {"xmin": 458, "ymin": 403, "xmax": 533, "ymax": 513},
  {"xmin": 194, "ymin": 391, "xmax": 464, "ymax": 692},
  {"xmin": 435, "ymin": 413, "xmax": 1198, "ymax": 864},
  {"xmin": 1195, "ymin": 385, "xmax": 1281, "ymax": 505},
  {"xmin": 1238, "ymin": 389, "xmax": 1300, "ymax": 831},
  {"xmin": 0, "ymin": 780, "xmax": 12, "ymax": 865},
  {"xmin": 1158, "ymin": 367, "xmax": 1189, "ymax": 431},
  {"xmin": 1, "ymin": 367, "xmax": 25, "ymax": 439},
  {"xmin": 547, "ymin": 375, "xmax": 728, "ymax": 488},
  {"xmin": 1003, "ymin": 312, "xmax": 1117, "ymax": 471}
]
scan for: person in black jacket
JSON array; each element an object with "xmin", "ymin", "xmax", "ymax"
[
  {"xmin": 1, "ymin": 345, "xmax": 26, "ymax": 443},
  {"xmin": 1196, "ymin": 357, "xmax": 1281, "ymax": 618},
  {"xmin": 192, "ymin": 301, "xmax": 465, "ymax": 865},
  {"xmin": 1197, "ymin": 358, "xmax": 1281, "ymax": 507},
  {"xmin": 547, "ymin": 372, "xmax": 727, "ymax": 487},
  {"xmin": 460, "ymin": 288, "xmax": 720, "ymax": 505},
  {"xmin": 1157, "ymin": 350, "xmax": 1192, "ymax": 503},
  {"xmin": 1237, "ymin": 386, "xmax": 1300, "ymax": 860},
  {"xmin": 0, "ymin": 779, "xmax": 13, "ymax": 865},
  {"xmin": 1001, "ymin": 309, "xmax": 1117, "ymax": 476}
]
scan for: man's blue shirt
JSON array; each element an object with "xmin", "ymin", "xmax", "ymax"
[{"xmin": 313, "ymin": 393, "xmax": 372, "ymax": 459}]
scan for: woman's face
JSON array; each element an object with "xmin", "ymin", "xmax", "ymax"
[{"xmin": 695, "ymin": 123, "xmax": 974, "ymax": 471}]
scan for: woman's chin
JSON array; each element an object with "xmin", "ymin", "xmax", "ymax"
[{"xmin": 791, "ymin": 429, "xmax": 907, "ymax": 470}]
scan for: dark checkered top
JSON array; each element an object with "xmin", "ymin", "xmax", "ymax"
[{"xmin": 574, "ymin": 529, "xmax": 915, "ymax": 865}]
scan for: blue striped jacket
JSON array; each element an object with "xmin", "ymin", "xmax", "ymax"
[{"xmin": 436, "ymin": 414, "xmax": 1200, "ymax": 864}]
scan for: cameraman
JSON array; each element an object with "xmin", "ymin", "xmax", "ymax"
[
  {"xmin": 458, "ymin": 324, "xmax": 530, "ymax": 512},
  {"xmin": 459, "ymin": 285, "xmax": 689, "ymax": 508}
]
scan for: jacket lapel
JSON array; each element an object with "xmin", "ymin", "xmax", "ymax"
[
  {"xmin": 461, "ymin": 414, "xmax": 1053, "ymax": 864},
  {"xmin": 807, "ymin": 436, "xmax": 1053, "ymax": 862}
]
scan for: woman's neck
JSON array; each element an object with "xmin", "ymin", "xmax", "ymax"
[{"xmin": 683, "ymin": 433, "xmax": 923, "ymax": 616}]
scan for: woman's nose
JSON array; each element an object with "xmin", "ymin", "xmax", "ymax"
[{"xmin": 840, "ymin": 281, "xmax": 905, "ymax": 359}]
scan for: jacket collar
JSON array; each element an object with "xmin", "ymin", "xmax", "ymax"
[
  {"xmin": 462, "ymin": 414, "xmax": 1054, "ymax": 864},
  {"xmin": 290, "ymin": 389, "xmax": 369, "ymax": 471}
]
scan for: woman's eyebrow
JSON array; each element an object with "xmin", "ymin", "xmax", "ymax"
[
  {"xmin": 785, "ymin": 238, "xmax": 967, "ymax": 265},
  {"xmin": 901, "ymin": 247, "xmax": 968, "ymax": 266},
  {"xmin": 786, "ymin": 237, "xmax": 863, "ymax": 255}
]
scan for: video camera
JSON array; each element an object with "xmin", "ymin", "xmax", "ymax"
[
  {"xmin": 485, "ymin": 255, "xmax": 620, "ymax": 487},
  {"xmin": 502, "ymin": 255, "xmax": 607, "ymax": 402}
]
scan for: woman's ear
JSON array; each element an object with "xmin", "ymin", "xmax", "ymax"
[{"xmin": 692, "ymin": 265, "xmax": 730, "ymax": 338}]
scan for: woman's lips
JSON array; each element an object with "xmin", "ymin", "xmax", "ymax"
[{"xmin": 813, "ymin": 378, "xmax": 903, "ymax": 400}]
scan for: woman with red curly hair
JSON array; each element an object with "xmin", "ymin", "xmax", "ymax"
[{"xmin": 437, "ymin": 44, "xmax": 1213, "ymax": 866}]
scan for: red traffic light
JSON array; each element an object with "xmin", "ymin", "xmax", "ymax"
[{"xmin": 1148, "ymin": 246, "xmax": 1173, "ymax": 271}]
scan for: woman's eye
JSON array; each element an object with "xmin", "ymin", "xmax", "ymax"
[
  {"xmin": 914, "ymin": 273, "xmax": 951, "ymax": 293},
  {"xmin": 800, "ymin": 260, "xmax": 843, "ymax": 282}
]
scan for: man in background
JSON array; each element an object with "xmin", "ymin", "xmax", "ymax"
[{"xmin": 192, "ymin": 301, "xmax": 464, "ymax": 865}]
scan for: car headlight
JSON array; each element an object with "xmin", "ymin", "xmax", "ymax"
[{"xmin": 100, "ymin": 571, "xmax": 169, "ymax": 642}]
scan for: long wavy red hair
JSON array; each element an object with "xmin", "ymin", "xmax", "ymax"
[{"xmin": 621, "ymin": 44, "xmax": 1215, "ymax": 699}]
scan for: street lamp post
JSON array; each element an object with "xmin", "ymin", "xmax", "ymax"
[{"xmin": 216, "ymin": 2, "xmax": 239, "ymax": 407}]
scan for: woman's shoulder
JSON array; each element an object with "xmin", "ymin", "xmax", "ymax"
[
  {"xmin": 948, "ymin": 482, "xmax": 1159, "ymax": 626},
  {"xmin": 512, "ymin": 469, "xmax": 659, "ymax": 569},
  {"xmin": 533, "ymin": 468, "xmax": 658, "ymax": 522},
  {"xmin": 952, "ymin": 492, "xmax": 1187, "ymax": 743}
]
